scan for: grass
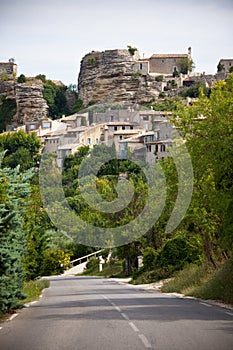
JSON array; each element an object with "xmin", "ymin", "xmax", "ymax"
[
  {"xmin": 82, "ymin": 260, "xmax": 125, "ymax": 278},
  {"xmin": 0, "ymin": 279, "xmax": 50, "ymax": 320},
  {"xmin": 161, "ymin": 259, "xmax": 233, "ymax": 305},
  {"xmin": 21, "ymin": 279, "xmax": 50, "ymax": 304}
]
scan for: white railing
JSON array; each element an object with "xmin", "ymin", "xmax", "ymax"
[{"xmin": 69, "ymin": 250, "xmax": 103, "ymax": 267}]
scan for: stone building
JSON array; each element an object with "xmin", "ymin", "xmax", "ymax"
[
  {"xmin": 0, "ymin": 60, "xmax": 17, "ymax": 78},
  {"xmin": 218, "ymin": 59, "xmax": 233, "ymax": 73},
  {"xmin": 133, "ymin": 47, "xmax": 192, "ymax": 76}
]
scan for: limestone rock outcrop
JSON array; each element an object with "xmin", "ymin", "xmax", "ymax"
[
  {"xmin": 0, "ymin": 79, "xmax": 48, "ymax": 125},
  {"xmin": 78, "ymin": 49, "xmax": 161, "ymax": 106}
]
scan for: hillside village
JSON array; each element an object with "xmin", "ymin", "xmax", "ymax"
[{"xmin": 0, "ymin": 47, "xmax": 232, "ymax": 167}]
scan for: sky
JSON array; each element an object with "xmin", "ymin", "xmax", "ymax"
[{"xmin": 0, "ymin": 0, "xmax": 232, "ymax": 86}]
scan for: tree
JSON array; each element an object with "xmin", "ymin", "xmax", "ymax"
[
  {"xmin": 177, "ymin": 57, "xmax": 195, "ymax": 74},
  {"xmin": 0, "ymin": 152, "xmax": 34, "ymax": 312},
  {"xmin": 173, "ymin": 74, "xmax": 233, "ymax": 265},
  {"xmin": 0, "ymin": 130, "xmax": 41, "ymax": 170},
  {"xmin": 217, "ymin": 62, "xmax": 224, "ymax": 72},
  {"xmin": 0, "ymin": 96, "xmax": 17, "ymax": 133}
]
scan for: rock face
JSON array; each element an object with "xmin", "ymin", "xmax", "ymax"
[
  {"xmin": 0, "ymin": 79, "xmax": 48, "ymax": 125},
  {"xmin": 78, "ymin": 49, "xmax": 162, "ymax": 106},
  {"xmin": 14, "ymin": 81, "xmax": 48, "ymax": 124}
]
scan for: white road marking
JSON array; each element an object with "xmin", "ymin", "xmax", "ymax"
[
  {"xmin": 8, "ymin": 313, "xmax": 18, "ymax": 321},
  {"xmin": 115, "ymin": 306, "xmax": 121, "ymax": 312},
  {"xmin": 129, "ymin": 322, "xmax": 139, "ymax": 332},
  {"xmin": 102, "ymin": 294, "xmax": 151, "ymax": 349},
  {"xmin": 225, "ymin": 312, "xmax": 233, "ymax": 317},
  {"xmin": 121, "ymin": 312, "xmax": 129, "ymax": 320},
  {"xmin": 200, "ymin": 302, "xmax": 212, "ymax": 307},
  {"xmin": 138, "ymin": 334, "xmax": 152, "ymax": 348}
]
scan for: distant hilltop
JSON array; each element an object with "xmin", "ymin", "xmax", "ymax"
[{"xmin": 77, "ymin": 47, "xmax": 231, "ymax": 106}]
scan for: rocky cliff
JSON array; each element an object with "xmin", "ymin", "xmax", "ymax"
[
  {"xmin": 0, "ymin": 79, "xmax": 48, "ymax": 125},
  {"xmin": 78, "ymin": 49, "xmax": 162, "ymax": 106}
]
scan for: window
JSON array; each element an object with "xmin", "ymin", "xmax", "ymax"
[
  {"xmin": 130, "ymin": 126, "xmax": 133, "ymax": 130},
  {"xmin": 96, "ymin": 138, "xmax": 99, "ymax": 144},
  {"xmin": 139, "ymin": 63, "xmax": 143, "ymax": 70},
  {"xmin": 29, "ymin": 124, "xmax": 35, "ymax": 130},
  {"xmin": 119, "ymin": 135, "xmax": 123, "ymax": 140},
  {"xmin": 122, "ymin": 126, "xmax": 125, "ymax": 130},
  {"xmin": 161, "ymin": 144, "xmax": 166, "ymax": 152},
  {"xmin": 42, "ymin": 122, "xmax": 51, "ymax": 128},
  {"xmin": 155, "ymin": 144, "xmax": 159, "ymax": 152},
  {"xmin": 87, "ymin": 137, "xmax": 91, "ymax": 145},
  {"xmin": 114, "ymin": 126, "xmax": 117, "ymax": 131}
]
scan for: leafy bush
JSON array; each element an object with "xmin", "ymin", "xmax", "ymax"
[
  {"xmin": 155, "ymin": 75, "xmax": 163, "ymax": 82},
  {"xmin": 87, "ymin": 56, "xmax": 97, "ymax": 65},
  {"xmin": 85, "ymin": 256, "xmax": 99, "ymax": 272},
  {"xmin": 127, "ymin": 45, "xmax": 137, "ymax": 55},
  {"xmin": 40, "ymin": 248, "xmax": 70, "ymax": 276},
  {"xmin": 17, "ymin": 74, "xmax": 26, "ymax": 83},
  {"xmin": 156, "ymin": 236, "xmax": 202, "ymax": 271},
  {"xmin": 142, "ymin": 247, "xmax": 157, "ymax": 270},
  {"xmin": 0, "ymin": 74, "xmax": 9, "ymax": 81}
]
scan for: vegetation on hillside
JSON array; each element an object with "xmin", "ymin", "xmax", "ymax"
[
  {"xmin": 0, "ymin": 74, "xmax": 232, "ymax": 314},
  {"xmin": 0, "ymin": 95, "xmax": 17, "ymax": 133}
]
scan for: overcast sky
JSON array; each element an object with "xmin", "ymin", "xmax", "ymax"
[{"xmin": 0, "ymin": 0, "xmax": 232, "ymax": 85}]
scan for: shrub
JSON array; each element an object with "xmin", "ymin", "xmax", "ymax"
[
  {"xmin": 85, "ymin": 256, "xmax": 99, "ymax": 272},
  {"xmin": 0, "ymin": 74, "xmax": 9, "ymax": 81},
  {"xmin": 156, "ymin": 236, "xmax": 201, "ymax": 271},
  {"xmin": 155, "ymin": 75, "xmax": 163, "ymax": 82},
  {"xmin": 142, "ymin": 247, "xmax": 157, "ymax": 271},
  {"xmin": 127, "ymin": 45, "xmax": 137, "ymax": 56},
  {"xmin": 17, "ymin": 74, "xmax": 26, "ymax": 83},
  {"xmin": 88, "ymin": 56, "xmax": 97, "ymax": 65}
]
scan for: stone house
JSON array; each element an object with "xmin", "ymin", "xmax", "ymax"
[
  {"xmin": 218, "ymin": 59, "xmax": 233, "ymax": 73},
  {"xmin": 133, "ymin": 47, "xmax": 192, "ymax": 76},
  {"xmin": 0, "ymin": 61, "xmax": 17, "ymax": 79}
]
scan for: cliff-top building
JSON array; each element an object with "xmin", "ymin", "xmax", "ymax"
[
  {"xmin": 0, "ymin": 60, "xmax": 17, "ymax": 79},
  {"xmin": 133, "ymin": 47, "xmax": 192, "ymax": 76}
]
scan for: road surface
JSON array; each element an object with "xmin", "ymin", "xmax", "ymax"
[{"xmin": 0, "ymin": 276, "xmax": 233, "ymax": 349}]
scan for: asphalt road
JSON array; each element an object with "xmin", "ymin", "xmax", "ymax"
[{"xmin": 0, "ymin": 276, "xmax": 233, "ymax": 350}]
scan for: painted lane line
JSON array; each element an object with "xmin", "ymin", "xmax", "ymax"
[
  {"xmin": 121, "ymin": 312, "xmax": 130, "ymax": 320},
  {"xmin": 115, "ymin": 306, "xmax": 122, "ymax": 312},
  {"xmin": 8, "ymin": 313, "xmax": 18, "ymax": 321},
  {"xmin": 225, "ymin": 312, "xmax": 233, "ymax": 317},
  {"xmin": 129, "ymin": 322, "xmax": 139, "ymax": 333},
  {"xmin": 138, "ymin": 334, "xmax": 152, "ymax": 349},
  {"xmin": 200, "ymin": 302, "xmax": 212, "ymax": 307}
]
